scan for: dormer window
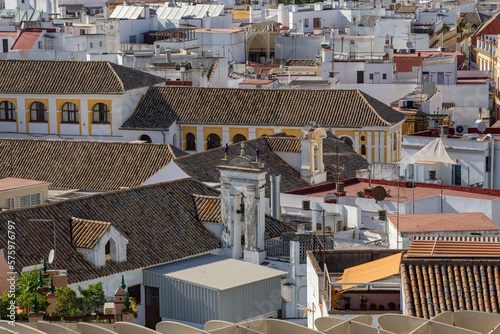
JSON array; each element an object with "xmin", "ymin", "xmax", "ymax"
[{"xmin": 71, "ymin": 217, "xmax": 128, "ymax": 268}]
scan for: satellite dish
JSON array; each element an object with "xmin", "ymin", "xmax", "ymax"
[
  {"xmin": 406, "ymin": 41, "xmax": 414, "ymax": 49},
  {"xmin": 324, "ymin": 192, "xmax": 338, "ymax": 204},
  {"xmin": 477, "ymin": 121, "xmax": 487, "ymax": 133},
  {"xmin": 372, "ymin": 186, "xmax": 387, "ymax": 201},
  {"xmin": 48, "ymin": 249, "xmax": 55, "ymax": 264}
]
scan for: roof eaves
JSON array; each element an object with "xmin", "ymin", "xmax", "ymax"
[{"xmin": 108, "ymin": 61, "xmax": 126, "ymax": 93}]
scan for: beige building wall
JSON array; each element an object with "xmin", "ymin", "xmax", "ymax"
[{"xmin": 0, "ymin": 183, "xmax": 49, "ymax": 210}]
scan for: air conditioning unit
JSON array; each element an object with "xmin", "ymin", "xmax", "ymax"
[
  {"xmin": 455, "ymin": 125, "xmax": 468, "ymax": 135},
  {"xmin": 463, "ymin": 133, "xmax": 479, "ymax": 140},
  {"xmin": 336, "ymin": 220, "xmax": 344, "ymax": 232}
]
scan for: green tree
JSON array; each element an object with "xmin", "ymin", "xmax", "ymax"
[
  {"xmin": 55, "ymin": 287, "xmax": 81, "ymax": 316},
  {"xmin": 15, "ymin": 271, "xmax": 48, "ymax": 313},
  {"xmin": 78, "ymin": 282, "xmax": 105, "ymax": 315}
]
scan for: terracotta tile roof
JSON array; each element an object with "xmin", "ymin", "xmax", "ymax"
[
  {"xmin": 0, "ymin": 139, "xmax": 187, "ymax": 191},
  {"xmin": 192, "ymin": 194, "xmax": 295, "ymax": 238},
  {"xmin": 121, "ymin": 87, "xmax": 406, "ymax": 130},
  {"xmin": 11, "ymin": 31, "xmax": 41, "ymax": 50},
  {"xmin": 402, "ymin": 259, "xmax": 500, "ymax": 318},
  {"xmin": 193, "ymin": 194, "xmax": 221, "ymax": 223},
  {"xmin": 387, "ymin": 212, "xmax": 500, "ymax": 233},
  {"xmin": 285, "ymin": 59, "xmax": 317, "ymax": 66},
  {"xmin": 239, "ymin": 79, "xmax": 273, "ymax": 85},
  {"xmin": 173, "ymin": 137, "xmax": 311, "ymax": 195},
  {"xmin": 0, "ymin": 178, "xmax": 221, "ymax": 284},
  {"xmin": 0, "ymin": 60, "xmax": 164, "ymax": 94},
  {"xmin": 395, "ymin": 5, "xmax": 417, "ymax": 13},
  {"xmin": 71, "ymin": 217, "xmax": 111, "ymax": 249},
  {"xmin": 265, "ymin": 137, "xmax": 301, "ymax": 153},
  {"xmin": 0, "ymin": 177, "xmax": 50, "ymax": 192},
  {"xmin": 174, "ymin": 134, "xmax": 367, "ymax": 194},
  {"xmin": 407, "ymin": 235, "xmax": 500, "ymax": 258}
]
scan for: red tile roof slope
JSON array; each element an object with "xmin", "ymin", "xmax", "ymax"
[
  {"xmin": 0, "ymin": 177, "xmax": 49, "ymax": 192},
  {"xmin": 387, "ymin": 212, "xmax": 499, "ymax": 233},
  {"xmin": 11, "ymin": 31, "xmax": 41, "ymax": 50}
]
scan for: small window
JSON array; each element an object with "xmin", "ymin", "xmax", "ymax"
[
  {"xmin": 139, "ymin": 134, "xmax": 152, "ymax": 143},
  {"xmin": 99, "ymin": 41, "xmax": 103, "ymax": 47},
  {"xmin": 304, "ymin": 19, "xmax": 309, "ymax": 28},
  {"xmin": 233, "ymin": 134, "xmax": 247, "ymax": 143},
  {"xmin": 0, "ymin": 101, "xmax": 16, "ymax": 121},
  {"xmin": 5, "ymin": 198, "xmax": 14, "ymax": 209},
  {"xmin": 19, "ymin": 193, "xmax": 41, "ymax": 208},
  {"xmin": 393, "ymin": 133, "xmax": 397, "ymax": 151},
  {"xmin": 207, "ymin": 133, "xmax": 221, "ymax": 150},
  {"xmin": 90, "ymin": 42, "xmax": 93, "ymax": 48},
  {"xmin": 61, "ymin": 102, "xmax": 79, "ymax": 123},
  {"xmin": 129, "ymin": 35, "xmax": 137, "ymax": 43},
  {"xmin": 186, "ymin": 132, "xmax": 196, "ymax": 151},
  {"xmin": 38, "ymin": 41, "xmax": 42, "ymax": 49},
  {"xmin": 383, "ymin": 73, "xmax": 387, "ymax": 80},
  {"xmin": 105, "ymin": 240, "xmax": 110, "ymax": 255},
  {"xmin": 361, "ymin": 145, "xmax": 366, "ymax": 155},
  {"xmin": 30, "ymin": 101, "xmax": 47, "ymax": 122},
  {"xmin": 369, "ymin": 73, "xmax": 374, "ymax": 80},
  {"xmin": 128, "ymin": 285, "xmax": 141, "ymax": 304},
  {"xmin": 93, "ymin": 103, "xmax": 110, "ymax": 124}
]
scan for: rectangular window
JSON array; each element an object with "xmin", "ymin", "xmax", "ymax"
[
  {"xmin": 5, "ymin": 198, "xmax": 14, "ymax": 209},
  {"xmin": 2, "ymin": 39, "xmax": 8, "ymax": 53},
  {"xmin": 369, "ymin": 73, "xmax": 374, "ymax": 80},
  {"xmin": 99, "ymin": 41, "xmax": 103, "ymax": 47},
  {"xmin": 357, "ymin": 71, "xmax": 364, "ymax": 83},
  {"xmin": 437, "ymin": 72, "xmax": 444, "ymax": 84},
  {"xmin": 129, "ymin": 35, "xmax": 137, "ymax": 43},
  {"xmin": 383, "ymin": 73, "xmax": 387, "ymax": 80},
  {"xmin": 90, "ymin": 42, "xmax": 93, "ymax": 48},
  {"xmin": 38, "ymin": 41, "xmax": 42, "ymax": 49},
  {"xmin": 128, "ymin": 284, "xmax": 141, "ymax": 304},
  {"xmin": 304, "ymin": 19, "xmax": 309, "ymax": 28},
  {"xmin": 19, "ymin": 193, "xmax": 41, "ymax": 208}
]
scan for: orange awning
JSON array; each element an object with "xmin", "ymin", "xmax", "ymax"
[{"xmin": 336, "ymin": 253, "xmax": 402, "ymax": 290}]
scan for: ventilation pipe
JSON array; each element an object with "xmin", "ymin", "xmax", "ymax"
[
  {"xmin": 270, "ymin": 174, "xmax": 281, "ymax": 219},
  {"xmin": 104, "ymin": 2, "xmax": 109, "ymax": 20},
  {"xmin": 166, "ymin": 49, "xmax": 172, "ymax": 62}
]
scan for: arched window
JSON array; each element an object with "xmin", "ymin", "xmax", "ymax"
[
  {"xmin": 233, "ymin": 134, "xmax": 247, "ymax": 143},
  {"xmin": 105, "ymin": 237, "xmax": 117, "ymax": 261},
  {"xmin": 0, "ymin": 101, "xmax": 15, "ymax": 121},
  {"xmin": 361, "ymin": 145, "xmax": 366, "ymax": 155},
  {"xmin": 340, "ymin": 136, "xmax": 353, "ymax": 150},
  {"xmin": 207, "ymin": 133, "xmax": 221, "ymax": 150},
  {"xmin": 30, "ymin": 102, "xmax": 47, "ymax": 122},
  {"xmin": 139, "ymin": 134, "xmax": 152, "ymax": 143},
  {"xmin": 61, "ymin": 102, "xmax": 79, "ymax": 123},
  {"xmin": 93, "ymin": 103, "xmax": 110, "ymax": 124},
  {"xmin": 186, "ymin": 132, "xmax": 196, "ymax": 151},
  {"xmin": 393, "ymin": 133, "xmax": 397, "ymax": 151}
]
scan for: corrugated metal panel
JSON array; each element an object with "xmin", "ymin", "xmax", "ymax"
[
  {"xmin": 220, "ymin": 276, "xmax": 282, "ymax": 322},
  {"xmin": 157, "ymin": 4, "xmax": 224, "ymax": 20},
  {"xmin": 163, "ymin": 276, "xmax": 219, "ymax": 323}
]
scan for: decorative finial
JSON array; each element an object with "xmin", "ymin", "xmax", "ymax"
[
  {"xmin": 256, "ymin": 146, "xmax": 260, "ymax": 160},
  {"xmin": 49, "ymin": 277, "xmax": 55, "ymax": 294},
  {"xmin": 121, "ymin": 275, "xmax": 126, "ymax": 289},
  {"xmin": 124, "ymin": 292, "xmax": 131, "ymax": 310},
  {"xmin": 240, "ymin": 142, "xmax": 245, "ymax": 156},
  {"xmin": 32, "ymin": 294, "xmax": 40, "ymax": 313},
  {"xmin": 43, "ymin": 259, "xmax": 47, "ymax": 274},
  {"xmin": 38, "ymin": 271, "xmax": 44, "ymax": 287},
  {"xmin": 224, "ymin": 143, "xmax": 229, "ymax": 158}
]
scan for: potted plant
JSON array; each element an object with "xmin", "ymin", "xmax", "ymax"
[
  {"xmin": 342, "ymin": 295, "xmax": 351, "ymax": 310},
  {"xmin": 359, "ymin": 295, "xmax": 367, "ymax": 310},
  {"xmin": 387, "ymin": 302, "xmax": 396, "ymax": 310},
  {"xmin": 370, "ymin": 303, "xmax": 377, "ymax": 310}
]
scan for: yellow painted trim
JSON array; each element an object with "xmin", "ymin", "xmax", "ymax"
[
  {"xmin": 255, "ymin": 128, "xmax": 274, "ymax": 138},
  {"xmin": 56, "ymin": 111, "xmax": 61, "ymax": 134},
  {"xmin": 55, "ymin": 99, "xmax": 81, "ymax": 111},
  {"xmin": 88, "ymin": 99, "xmax": 112, "ymax": 110},
  {"xmin": 88, "ymin": 112, "xmax": 93, "ymax": 136},
  {"xmin": 79, "ymin": 113, "xmax": 82, "ymax": 136},
  {"xmin": 280, "ymin": 128, "xmax": 301, "ymax": 138},
  {"xmin": 110, "ymin": 113, "xmax": 113, "ymax": 136},
  {"xmin": 25, "ymin": 111, "xmax": 29, "ymax": 133},
  {"xmin": 183, "ymin": 126, "xmax": 197, "ymax": 138},
  {"xmin": 0, "ymin": 98, "xmax": 17, "ymax": 108},
  {"xmin": 203, "ymin": 127, "xmax": 223, "ymax": 151},
  {"xmin": 229, "ymin": 127, "xmax": 249, "ymax": 141},
  {"xmin": 25, "ymin": 98, "xmax": 48, "ymax": 111}
]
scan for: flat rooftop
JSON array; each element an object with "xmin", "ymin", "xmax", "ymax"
[
  {"xmin": 288, "ymin": 178, "xmax": 500, "ymax": 202},
  {"xmin": 0, "ymin": 177, "xmax": 50, "ymax": 192}
]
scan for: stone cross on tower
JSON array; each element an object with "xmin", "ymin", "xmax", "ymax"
[{"xmin": 217, "ymin": 145, "xmax": 267, "ymax": 264}]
